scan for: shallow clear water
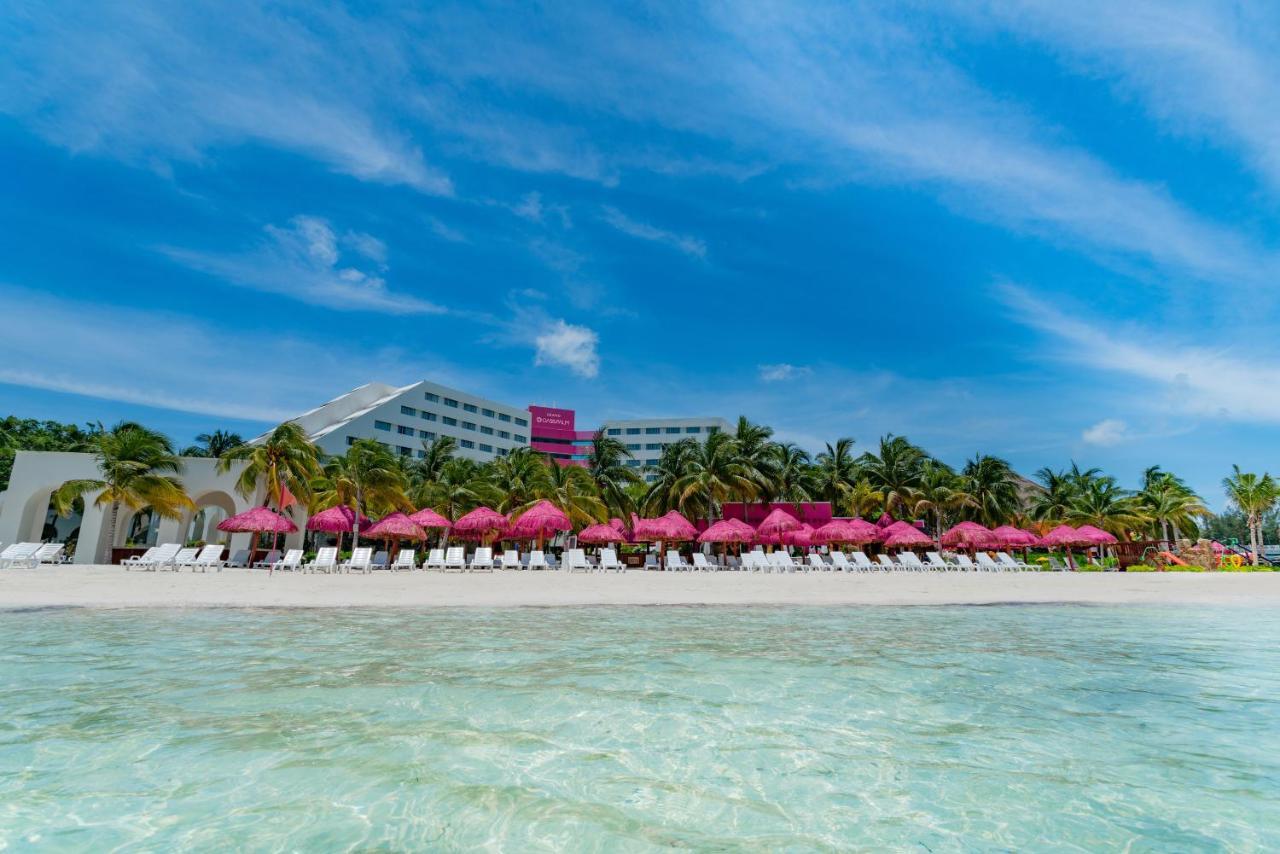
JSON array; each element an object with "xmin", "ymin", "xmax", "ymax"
[{"xmin": 1, "ymin": 606, "xmax": 1277, "ymax": 851}]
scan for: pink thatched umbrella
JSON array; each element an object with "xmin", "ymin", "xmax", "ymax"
[
  {"xmin": 453, "ymin": 506, "xmax": 508, "ymax": 547},
  {"xmin": 1041, "ymin": 524, "xmax": 1091, "ymax": 569},
  {"xmin": 511, "ymin": 500, "xmax": 572, "ymax": 550},
  {"xmin": 579, "ymin": 523, "xmax": 626, "ymax": 544},
  {"xmin": 782, "ymin": 523, "xmax": 815, "ymax": 549},
  {"xmin": 941, "ymin": 522, "xmax": 997, "ymax": 551},
  {"xmin": 409, "ymin": 506, "xmax": 453, "ymax": 547},
  {"xmin": 1075, "ymin": 525, "xmax": 1119, "ymax": 564},
  {"xmin": 756, "ymin": 508, "xmax": 801, "ymax": 551},
  {"xmin": 631, "ymin": 511, "xmax": 697, "ymax": 567},
  {"xmin": 698, "ymin": 518, "xmax": 755, "ymax": 562},
  {"xmin": 813, "ymin": 520, "xmax": 860, "ymax": 548},
  {"xmin": 883, "ymin": 520, "xmax": 932, "ymax": 551},
  {"xmin": 307, "ymin": 505, "xmax": 371, "ymax": 554},
  {"xmin": 364, "ymin": 512, "xmax": 427, "ymax": 560},
  {"xmin": 992, "ymin": 525, "xmax": 1039, "ymax": 563},
  {"xmin": 218, "ymin": 506, "xmax": 298, "ymax": 566}
]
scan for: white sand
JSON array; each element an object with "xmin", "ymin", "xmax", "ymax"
[{"xmin": 1, "ymin": 565, "xmax": 1278, "ymax": 609}]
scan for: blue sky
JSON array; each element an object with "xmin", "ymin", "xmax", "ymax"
[{"xmin": 2, "ymin": 1, "xmax": 1278, "ymax": 507}]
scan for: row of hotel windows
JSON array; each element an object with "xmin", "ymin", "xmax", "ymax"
[
  {"xmin": 376, "ymin": 419, "xmax": 526, "ymax": 444},
  {"xmin": 606, "ymin": 425, "xmax": 717, "ymax": 436},
  {"xmin": 349, "ymin": 435, "xmax": 510, "ymax": 458},
  {"xmin": 410, "ymin": 396, "xmax": 528, "ymax": 427}
]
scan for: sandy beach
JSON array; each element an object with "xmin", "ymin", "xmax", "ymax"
[{"xmin": 1, "ymin": 565, "xmax": 1278, "ymax": 608}]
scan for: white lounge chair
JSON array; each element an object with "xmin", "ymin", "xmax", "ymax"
[
  {"xmin": 306, "ymin": 547, "xmax": 339, "ymax": 573},
  {"xmin": 250, "ymin": 549, "xmax": 281, "ymax": 569},
  {"xmin": 443, "ymin": 547, "xmax": 467, "ymax": 572},
  {"xmin": 17, "ymin": 542, "xmax": 65, "ymax": 568},
  {"xmin": 469, "ymin": 547, "xmax": 494, "ymax": 572},
  {"xmin": 976, "ymin": 553, "xmax": 1004, "ymax": 572},
  {"xmin": 190, "ymin": 544, "xmax": 225, "ymax": 572},
  {"xmin": 269, "ymin": 549, "xmax": 304, "ymax": 574},
  {"xmin": 997, "ymin": 552, "xmax": 1033, "ymax": 571},
  {"xmin": 125, "ymin": 542, "xmax": 182, "ymax": 571},
  {"xmin": 0, "ymin": 543, "xmax": 37, "ymax": 568},
  {"xmin": 499, "ymin": 549, "xmax": 521, "ymax": 570},
  {"xmin": 170, "ymin": 547, "xmax": 201, "ymax": 571},
  {"xmin": 120, "ymin": 546, "xmax": 159, "ymax": 568},
  {"xmin": 828, "ymin": 552, "xmax": 853, "ymax": 572},
  {"xmin": 692, "ymin": 553, "xmax": 718, "ymax": 572},
  {"xmin": 545, "ymin": 552, "xmax": 560, "ymax": 571},
  {"xmin": 875, "ymin": 554, "xmax": 900, "ymax": 571},
  {"xmin": 527, "ymin": 550, "xmax": 549, "ymax": 570},
  {"xmin": 807, "ymin": 553, "xmax": 828, "ymax": 572},
  {"xmin": 898, "ymin": 552, "xmax": 928, "ymax": 572},
  {"xmin": 769, "ymin": 551, "xmax": 797, "ymax": 573},
  {"xmin": 225, "ymin": 549, "xmax": 252, "ymax": 568},
  {"xmin": 925, "ymin": 552, "xmax": 953, "ymax": 571},
  {"xmin": 849, "ymin": 552, "xmax": 876, "ymax": 572},
  {"xmin": 666, "ymin": 550, "xmax": 693, "ymax": 571},
  {"xmin": 342, "ymin": 547, "xmax": 373, "ymax": 574},
  {"xmin": 642, "ymin": 553, "xmax": 659, "ymax": 571},
  {"xmin": 598, "ymin": 548, "xmax": 625, "ymax": 573},
  {"xmin": 370, "ymin": 550, "xmax": 389, "ymax": 571},
  {"xmin": 391, "ymin": 549, "xmax": 416, "ymax": 571},
  {"xmin": 565, "ymin": 548, "xmax": 591, "ymax": 573},
  {"xmin": 424, "ymin": 548, "xmax": 446, "ymax": 571}
]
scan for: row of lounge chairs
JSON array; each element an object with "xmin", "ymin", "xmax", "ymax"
[
  {"xmin": 666, "ymin": 549, "xmax": 1040, "ymax": 572},
  {"xmin": 273, "ymin": 547, "xmax": 629, "ymax": 574},
  {"xmin": 0, "ymin": 542, "xmax": 66, "ymax": 568}
]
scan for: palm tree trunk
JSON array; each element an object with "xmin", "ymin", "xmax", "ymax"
[
  {"xmin": 105, "ymin": 500, "xmax": 120, "ymax": 564},
  {"xmin": 1250, "ymin": 516, "xmax": 1261, "ymax": 566},
  {"xmin": 1160, "ymin": 518, "xmax": 1170, "ymax": 548}
]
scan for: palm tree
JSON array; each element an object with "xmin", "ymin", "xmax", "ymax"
[
  {"xmin": 1222, "ymin": 466, "xmax": 1278, "ymax": 566},
  {"xmin": 1030, "ymin": 467, "xmax": 1077, "ymax": 523},
  {"xmin": 53, "ymin": 422, "xmax": 193, "ymax": 562},
  {"xmin": 486, "ymin": 448, "xmax": 553, "ymax": 516},
  {"xmin": 411, "ymin": 457, "xmax": 494, "ymax": 520},
  {"xmin": 538, "ymin": 461, "xmax": 608, "ymax": 527},
  {"xmin": 731, "ymin": 416, "xmax": 777, "ymax": 502},
  {"xmin": 218, "ymin": 422, "xmax": 321, "ymax": 512},
  {"xmin": 413, "ymin": 435, "xmax": 458, "ymax": 485},
  {"xmin": 1065, "ymin": 476, "xmax": 1147, "ymax": 540},
  {"xmin": 671, "ymin": 431, "xmax": 759, "ymax": 520},
  {"xmin": 769, "ymin": 442, "xmax": 813, "ymax": 510},
  {"xmin": 182, "ymin": 430, "xmax": 245, "ymax": 458},
  {"xmin": 859, "ymin": 434, "xmax": 927, "ymax": 517},
  {"xmin": 812, "ymin": 438, "xmax": 858, "ymax": 511},
  {"xmin": 313, "ymin": 439, "xmax": 409, "ymax": 519},
  {"xmin": 642, "ymin": 440, "xmax": 699, "ymax": 516},
  {"xmin": 586, "ymin": 428, "xmax": 642, "ymax": 518},
  {"xmin": 911, "ymin": 460, "xmax": 971, "ymax": 544},
  {"xmin": 1138, "ymin": 471, "xmax": 1208, "ymax": 545},
  {"xmin": 844, "ymin": 478, "xmax": 884, "ymax": 519},
  {"xmin": 960, "ymin": 454, "xmax": 1022, "ymax": 527}
]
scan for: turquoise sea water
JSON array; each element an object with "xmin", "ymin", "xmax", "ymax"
[{"xmin": 1, "ymin": 606, "xmax": 1277, "ymax": 851}]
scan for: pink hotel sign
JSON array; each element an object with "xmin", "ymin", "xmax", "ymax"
[{"xmin": 528, "ymin": 405, "xmax": 579, "ymax": 440}]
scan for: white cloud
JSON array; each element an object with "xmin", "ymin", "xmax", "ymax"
[
  {"xmin": 513, "ymin": 192, "xmax": 544, "ymax": 222},
  {"xmin": 1001, "ymin": 284, "xmax": 1280, "ymax": 424},
  {"xmin": 1082, "ymin": 419, "xmax": 1130, "ymax": 446},
  {"xmin": 758, "ymin": 363, "xmax": 810, "ymax": 382},
  {"xmin": 160, "ymin": 215, "xmax": 444, "ymax": 315},
  {"xmin": 534, "ymin": 320, "xmax": 600, "ymax": 378},
  {"xmin": 601, "ymin": 206, "xmax": 706, "ymax": 259}
]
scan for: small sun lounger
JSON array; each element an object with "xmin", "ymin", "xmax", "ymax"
[
  {"xmin": 598, "ymin": 548, "xmax": 625, "ymax": 573},
  {"xmin": 306, "ymin": 547, "xmax": 339, "ymax": 573},
  {"xmin": 469, "ymin": 547, "xmax": 494, "ymax": 572}
]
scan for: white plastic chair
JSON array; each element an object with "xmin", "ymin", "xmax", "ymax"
[
  {"xmin": 306, "ymin": 547, "xmax": 339, "ymax": 573},
  {"xmin": 424, "ymin": 548, "xmax": 446, "ymax": 571},
  {"xmin": 851, "ymin": 552, "xmax": 877, "ymax": 572},
  {"xmin": 807, "ymin": 553, "xmax": 828, "ymax": 572},
  {"xmin": 190, "ymin": 544, "xmax": 224, "ymax": 573},
  {"xmin": 598, "ymin": 548, "xmax": 625, "ymax": 573},
  {"xmin": 976, "ymin": 553, "xmax": 1004, "ymax": 572},
  {"xmin": 443, "ymin": 547, "xmax": 467, "ymax": 572},
  {"xmin": 343, "ymin": 547, "xmax": 373, "ymax": 574},
  {"xmin": 566, "ymin": 548, "xmax": 591, "ymax": 572},
  {"xmin": 391, "ymin": 549, "xmax": 416, "ymax": 571},
  {"xmin": 499, "ymin": 549, "xmax": 521, "ymax": 570},
  {"xmin": 954, "ymin": 554, "xmax": 979, "ymax": 571},
  {"xmin": 527, "ymin": 550, "xmax": 549, "ymax": 570},
  {"xmin": 898, "ymin": 552, "xmax": 928, "ymax": 572},
  {"xmin": 469, "ymin": 547, "xmax": 494, "ymax": 572},
  {"xmin": 171, "ymin": 547, "xmax": 201, "ymax": 571},
  {"xmin": 829, "ymin": 552, "xmax": 853, "ymax": 572},
  {"xmin": 270, "ymin": 549, "xmax": 304, "ymax": 574},
  {"xmin": 666, "ymin": 550, "xmax": 693, "ymax": 571},
  {"xmin": 251, "ymin": 549, "xmax": 281, "ymax": 569},
  {"xmin": 692, "ymin": 553, "xmax": 718, "ymax": 571},
  {"xmin": 124, "ymin": 543, "xmax": 181, "ymax": 571},
  {"xmin": 925, "ymin": 552, "xmax": 953, "ymax": 571}
]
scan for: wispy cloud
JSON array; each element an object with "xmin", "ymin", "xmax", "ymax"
[
  {"xmin": 601, "ymin": 206, "xmax": 707, "ymax": 259},
  {"xmin": 160, "ymin": 215, "xmax": 444, "ymax": 314},
  {"xmin": 533, "ymin": 320, "xmax": 600, "ymax": 378},
  {"xmin": 1082, "ymin": 418, "xmax": 1130, "ymax": 446},
  {"xmin": 758, "ymin": 363, "xmax": 810, "ymax": 382}
]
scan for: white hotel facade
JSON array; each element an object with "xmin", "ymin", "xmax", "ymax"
[{"xmin": 0, "ymin": 379, "xmax": 729, "ymax": 563}]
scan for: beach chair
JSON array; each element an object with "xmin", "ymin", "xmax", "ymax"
[
  {"xmin": 828, "ymin": 552, "xmax": 853, "ymax": 572},
  {"xmin": 666, "ymin": 550, "xmax": 693, "ymax": 571},
  {"xmin": 391, "ymin": 549, "xmax": 416, "ymax": 571},
  {"xmin": 997, "ymin": 552, "xmax": 1031, "ymax": 571},
  {"xmin": 371, "ymin": 550, "xmax": 389, "ymax": 571},
  {"xmin": 469, "ymin": 547, "xmax": 494, "ymax": 572},
  {"xmin": 190, "ymin": 544, "xmax": 225, "ymax": 572},
  {"xmin": 566, "ymin": 548, "xmax": 591, "ymax": 573},
  {"xmin": 499, "ymin": 549, "xmax": 521, "ymax": 570},
  {"xmin": 692, "ymin": 553, "xmax": 718, "ymax": 572},
  {"xmin": 424, "ymin": 548, "xmax": 446, "ymax": 571},
  {"xmin": 545, "ymin": 552, "xmax": 559, "ymax": 571},
  {"xmin": 170, "ymin": 547, "xmax": 201, "ymax": 571},
  {"xmin": 249, "ymin": 549, "xmax": 281, "ymax": 569},
  {"xmin": 120, "ymin": 546, "xmax": 159, "ymax": 568},
  {"xmin": 724, "ymin": 555, "xmax": 740, "ymax": 571},
  {"xmin": 876, "ymin": 554, "xmax": 900, "ymax": 571},
  {"xmin": 0, "ymin": 543, "xmax": 37, "ymax": 568},
  {"xmin": 976, "ymin": 553, "xmax": 1004, "ymax": 572},
  {"xmin": 925, "ymin": 552, "xmax": 953, "ymax": 571},
  {"xmin": 342, "ymin": 547, "xmax": 373, "ymax": 574},
  {"xmin": 953, "ymin": 554, "xmax": 979, "ymax": 572},
  {"xmin": 443, "ymin": 547, "xmax": 466, "ymax": 572},
  {"xmin": 851, "ymin": 552, "xmax": 877, "ymax": 572},
  {"xmin": 126, "ymin": 542, "xmax": 182, "ymax": 571},
  {"xmin": 643, "ymin": 553, "xmax": 660, "ymax": 571},
  {"xmin": 18, "ymin": 542, "xmax": 65, "ymax": 568},
  {"xmin": 804, "ymin": 553, "xmax": 825, "ymax": 572},
  {"xmin": 1048, "ymin": 556, "xmax": 1069, "ymax": 572},
  {"xmin": 269, "ymin": 549, "xmax": 304, "ymax": 574},
  {"xmin": 771, "ymin": 551, "xmax": 798, "ymax": 573},
  {"xmin": 598, "ymin": 548, "xmax": 625, "ymax": 573},
  {"xmin": 225, "ymin": 549, "xmax": 252, "ymax": 568},
  {"xmin": 306, "ymin": 547, "xmax": 339, "ymax": 573},
  {"xmin": 528, "ymin": 550, "xmax": 549, "ymax": 570},
  {"xmin": 898, "ymin": 552, "xmax": 928, "ymax": 572}
]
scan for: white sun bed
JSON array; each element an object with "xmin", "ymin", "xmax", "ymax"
[
  {"xmin": 527, "ymin": 550, "xmax": 549, "ymax": 570},
  {"xmin": 692, "ymin": 553, "xmax": 718, "ymax": 571},
  {"xmin": 469, "ymin": 547, "xmax": 494, "ymax": 572},
  {"xmin": 306, "ymin": 547, "xmax": 339, "ymax": 573},
  {"xmin": 976, "ymin": 553, "xmax": 1004, "ymax": 572},
  {"xmin": 269, "ymin": 549, "xmax": 304, "ymax": 574},
  {"xmin": 189, "ymin": 544, "xmax": 225, "ymax": 572},
  {"xmin": 424, "ymin": 548, "xmax": 446, "ymax": 571},
  {"xmin": 499, "ymin": 549, "xmax": 521, "ymax": 570},
  {"xmin": 925, "ymin": 552, "xmax": 953, "ymax": 571},
  {"xmin": 565, "ymin": 548, "xmax": 591, "ymax": 573},
  {"xmin": 443, "ymin": 547, "xmax": 467, "ymax": 572},
  {"xmin": 342, "ymin": 547, "xmax": 373, "ymax": 574},
  {"xmin": 390, "ymin": 549, "xmax": 416, "ymax": 571},
  {"xmin": 598, "ymin": 548, "xmax": 625, "ymax": 573}
]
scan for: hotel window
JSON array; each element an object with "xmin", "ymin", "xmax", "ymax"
[
  {"xmin": 627, "ymin": 460, "xmax": 640, "ymax": 468},
  {"xmin": 665, "ymin": 427, "xmax": 680, "ymax": 434},
  {"xmin": 374, "ymin": 420, "xmax": 391, "ymax": 431},
  {"xmin": 686, "ymin": 426, "xmax": 701, "ymax": 434},
  {"xmin": 397, "ymin": 425, "xmax": 413, "ymax": 435},
  {"xmin": 645, "ymin": 427, "xmax": 660, "ymax": 434},
  {"xmin": 460, "ymin": 439, "xmax": 475, "ymax": 449},
  {"xmin": 482, "ymin": 408, "xmax": 495, "ymax": 418},
  {"xmin": 424, "ymin": 392, "xmax": 439, "ymax": 402},
  {"xmin": 707, "ymin": 426, "xmax": 719, "ymax": 435},
  {"xmin": 417, "ymin": 449, "xmax": 426, "ymax": 459},
  {"xmin": 398, "ymin": 446, "xmax": 412, "ymax": 456},
  {"xmin": 498, "ymin": 413, "xmax": 512, "ymax": 422},
  {"xmin": 646, "ymin": 459, "xmax": 659, "ymax": 466},
  {"xmin": 463, "ymin": 403, "xmax": 478, "ymax": 413},
  {"xmin": 513, "ymin": 434, "xmax": 527, "ymax": 443},
  {"xmin": 625, "ymin": 428, "xmax": 640, "ymax": 435},
  {"xmin": 626, "ymin": 443, "xmax": 641, "ymax": 450},
  {"xmin": 421, "ymin": 411, "xmax": 437, "ymax": 421},
  {"xmin": 480, "ymin": 425, "xmax": 494, "ymax": 435},
  {"xmin": 462, "ymin": 421, "xmax": 476, "ymax": 431},
  {"xmin": 515, "ymin": 417, "xmax": 528, "ymax": 427},
  {"xmin": 479, "ymin": 443, "xmax": 493, "ymax": 453},
  {"xmin": 421, "ymin": 430, "xmax": 436, "ymax": 440},
  {"xmin": 496, "ymin": 447, "xmax": 509, "ymax": 456},
  {"xmin": 498, "ymin": 430, "xmax": 510, "ymax": 439},
  {"xmin": 400, "ymin": 405, "xmax": 416, "ymax": 417},
  {"xmin": 444, "ymin": 398, "xmax": 459, "ymax": 408},
  {"xmin": 346, "ymin": 436, "xmax": 357, "ymax": 446},
  {"xmin": 646, "ymin": 443, "xmax": 661, "ymax": 450},
  {"xmin": 607, "ymin": 428, "xmax": 621, "ymax": 436},
  {"xmin": 443, "ymin": 416, "xmax": 457, "ymax": 426}
]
